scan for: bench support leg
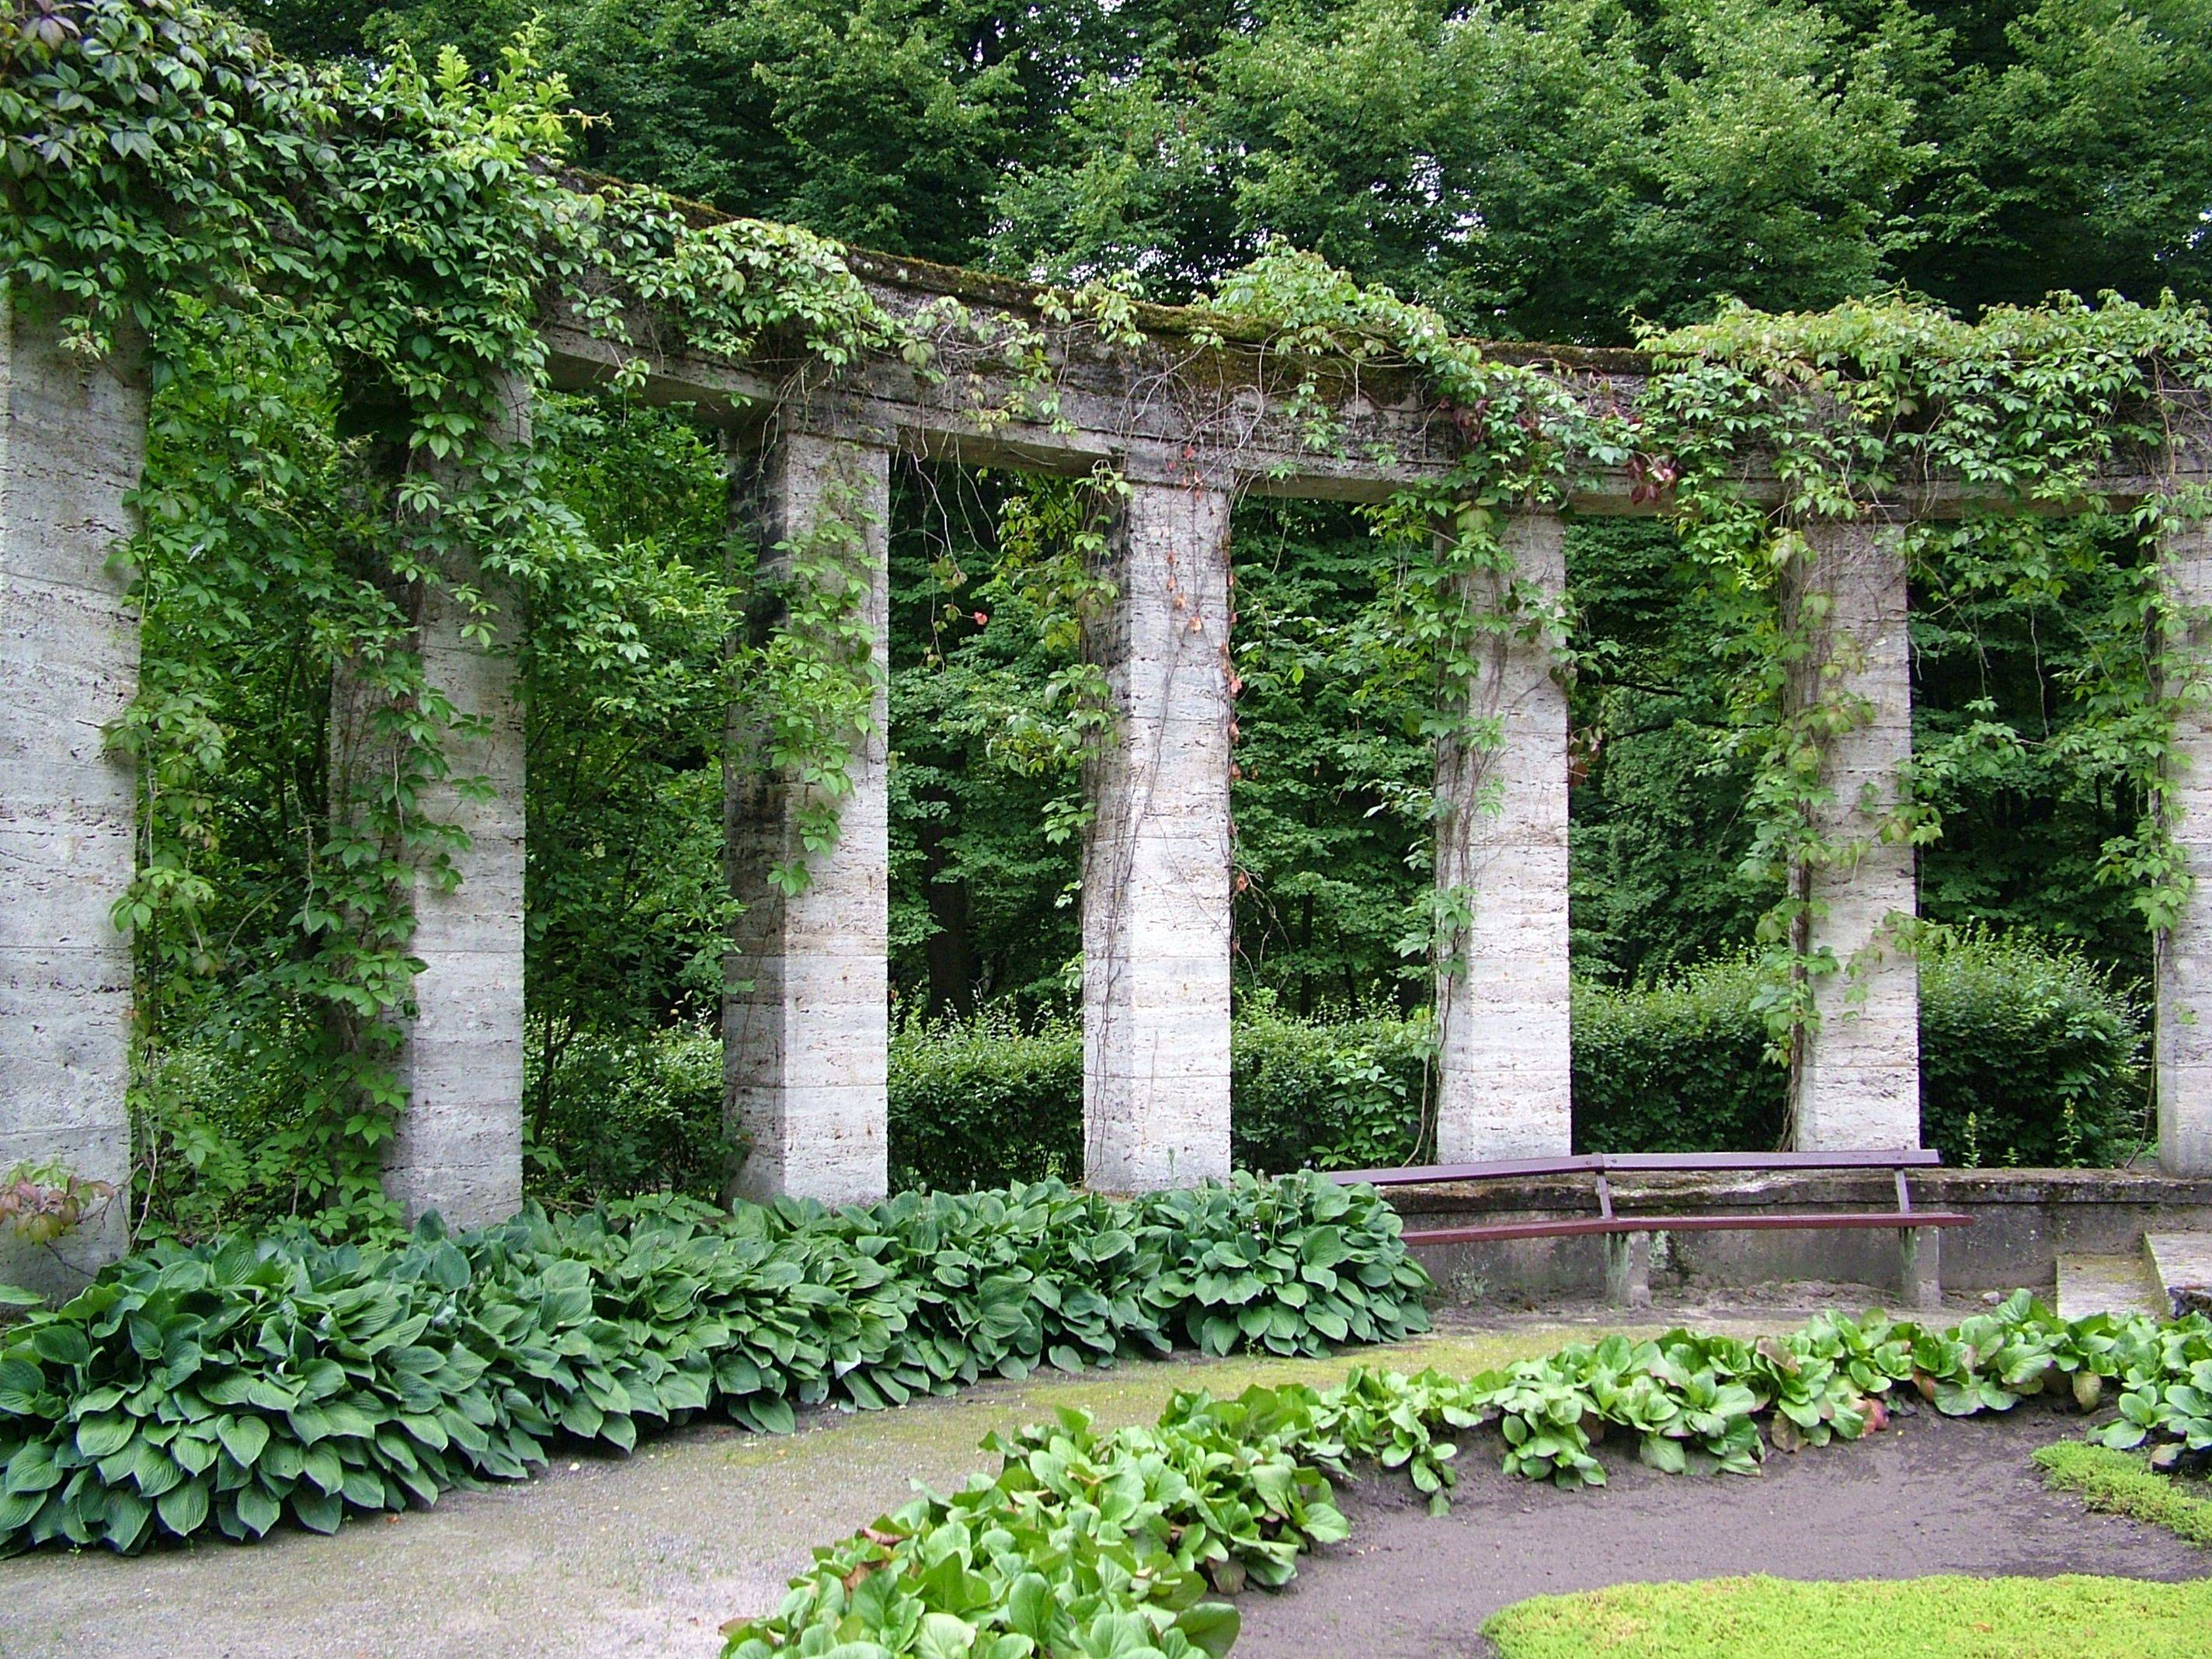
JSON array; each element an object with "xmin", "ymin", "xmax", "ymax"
[
  {"xmin": 1605, "ymin": 1231, "xmax": 1653, "ymax": 1310},
  {"xmin": 1899, "ymin": 1228, "xmax": 1942, "ymax": 1313}
]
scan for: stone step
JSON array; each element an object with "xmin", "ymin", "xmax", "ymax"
[
  {"xmin": 2055, "ymin": 1251, "xmax": 2164, "ymax": 1321},
  {"xmin": 2145, "ymin": 1233, "xmax": 2212, "ymax": 1318}
]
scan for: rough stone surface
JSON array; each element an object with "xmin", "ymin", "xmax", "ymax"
[
  {"xmin": 1081, "ymin": 472, "xmax": 1234, "ymax": 1191},
  {"xmin": 329, "ymin": 377, "xmax": 530, "ymax": 1230},
  {"xmin": 2055, "ymin": 1250, "xmax": 2163, "ymax": 1320},
  {"xmin": 0, "ymin": 290, "xmax": 144, "ymax": 1292},
  {"xmin": 1786, "ymin": 520, "xmax": 1923, "ymax": 1152},
  {"xmin": 2145, "ymin": 1229, "xmax": 2212, "ymax": 1317},
  {"xmin": 2158, "ymin": 518, "xmax": 2212, "ymax": 1174},
  {"xmin": 724, "ymin": 433, "xmax": 891, "ymax": 1206},
  {"xmin": 1383, "ymin": 1166, "xmax": 2212, "ymax": 1302},
  {"xmin": 1433, "ymin": 510, "xmax": 1572, "ymax": 1161}
]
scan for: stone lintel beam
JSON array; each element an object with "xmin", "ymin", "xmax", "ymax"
[
  {"xmin": 0, "ymin": 287, "xmax": 145, "ymax": 1294},
  {"xmin": 723, "ymin": 431, "xmax": 892, "ymax": 1207},
  {"xmin": 1081, "ymin": 471, "xmax": 1235, "ymax": 1192},
  {"xmin": 2158, "ymin": 516, "xmax": 2212, "ymax": 1174},
  {"xmin": 1786, "ymin": 519, "xmax": 1924, "ymax": 1153},
  {"xmin": 1433, "ymin": 510, "xmax": 1573, "ymax": 1161},
  {"xmin": 544, "ymin": 275, "xmax": 2212, "ymax": 517}
]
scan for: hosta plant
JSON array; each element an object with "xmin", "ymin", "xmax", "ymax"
[{"xmin": 0, "ymin": 1171, "xmax": 1428, "ymax": 1555}]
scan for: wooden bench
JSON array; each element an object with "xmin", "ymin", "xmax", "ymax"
[{"xmin": 1330, "ymin": 1147, "xmax": 1967, "ymax": 1308}]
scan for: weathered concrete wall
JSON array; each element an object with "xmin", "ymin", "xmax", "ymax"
[
  {"xmin": 724, "ymin": 433, "xmax": 891, "ymax": 1206},
  {"xmin": 1433, "ymin": 511, "xmax": 1573, "ymax": 1160},
  {"xmin": 1786, "ymin": 520, "xmax": 1923, "ymax": 1150},
  {"xmin": 0, "ymin": 291, "xmax": 145, "ymax": 1292},
  {"xmin": 329, "ymin": 379, "xmax": 530, "ymax": 1229},
  {"xmin": 2159, "ymin": 516, "xmax": 2212, "ymax": 1174},
  {"xmin": 1081, "ymin": 472, "xmax": 1235, "ymax": 1191}
]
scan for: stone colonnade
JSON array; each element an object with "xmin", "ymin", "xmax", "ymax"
[{"xmin": 9, "ymin": 290, "xmax": 2212, "ymax": 1288}]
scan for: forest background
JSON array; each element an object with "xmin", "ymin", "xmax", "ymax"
[{"xmin": 137, "ymin": 0, "xmax": 2212, "ymax": 1225}]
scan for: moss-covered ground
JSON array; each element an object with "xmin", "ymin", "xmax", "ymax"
[{"xmin": 1483, "ymin": 1574, "xmax": 2212, "ymax": 1658}]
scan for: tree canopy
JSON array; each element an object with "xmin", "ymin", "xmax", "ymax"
[{"xmin": 270, "ymin": 0, "xmax": 2212, "ymax": 339}]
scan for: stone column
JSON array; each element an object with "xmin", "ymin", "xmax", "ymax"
[
  {"xmin": 1433, "ymin": 510, "xmax": 1573, "ymax": 1162},
  {"xmin": 331, "ymin": 376, "xmax": 530, "ymax": 1229},
  {"xmin": 0, "ymin": 290, "xmax": 144, "ymax": 1292},
  {"xmin": 2157, "ymin": 516, "xmax": 2212, "ymax": 1174},
  {"xmin": 723, "ymin": 433, "xmax": 890, "ymax": 1206},
  {"xmin": 1081, "ymin": 471, "xmax": 1234, "ymax": 1192},
  {"xmin": 1786, "ymin": 518, "xmax": 1923, "ymax": 1151}
]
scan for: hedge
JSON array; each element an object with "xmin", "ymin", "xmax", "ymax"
[
  {"xmin": 723, "ymin": 1293, "xmax": 2212, "ymax": 1656},
  {"xmin": 0, "ymin": 1172, "xmax": 1428, "ymax": 1554},
  {"xmin": 888, "ymin": 1011, "xmax": 1083, "ymax": 1189},
  {"xmin": 888, "ymin": 1005, "xmax": 1430, "ymax": 1190},
  {"xmin": 1573, "ymin": 929, "xmax": 2148, "ymax": 1164},
  {"xmin": 514, "ymin": 929, "xmax": 2142, "ymax": 1202}
]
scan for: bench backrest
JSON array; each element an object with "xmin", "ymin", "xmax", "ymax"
[{"xmin": 1330, "ymin": 1146, "xmax": 1940, "ymax": 1188}]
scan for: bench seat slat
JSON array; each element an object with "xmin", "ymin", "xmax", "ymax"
[
  {"xmin": 1401, "ymin": 1210, "xmax": 1971, "ymax": 1247},
  {"xmin": 1334, "ymin": 1147, "xmax": 1939, "ymax": 1188}
]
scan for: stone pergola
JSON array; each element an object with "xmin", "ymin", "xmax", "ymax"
[{"xmin": 7, "ymin": 231, "xmax": 2212, "ymax": 1283}]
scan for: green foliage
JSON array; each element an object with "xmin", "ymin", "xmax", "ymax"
[
  {"xmin": 725, "ymin": 1293, "xmax": 2212, "ymax": 1655},
  {"xmin": 884, "ymin": 1009, "xmax": 1431, "ymax": 1191},
  {"xmin": 1572, "ymin": 933, "xmax": 2147, "ymax": 1162},
  {"xmin": 1641, "ymin": 294, "xmax": 2212, "ymax": 1056},
  {"xmin": 1226, "ymin": 1003, "xmax": 1431, "ymax": 1174},
  {"xmin": 887, "ymin": 468, "xmax": 1114, "ymax": 1019},
  {"xmin": 0, "ymin": 1171, "xmax": 1429, "ymax": 1554},
  {"xmin": 881, "ymin": 927, "xmax": 2141, "ymax": 1192},
  {"xmin": 1228, "ymin": 501, "xmax": 1437, "ymax": 1005},
  {"xmin": 889, "ymin": 1013, "xmax": 1084, "ymax": 1191},
  {"xmin": 0, "ymin": 1164, "xmax": 117, "ymax": 1249},
  {"xmin": 523, "ymin": 1023, "xmax": 730, "ymax": 1209},
  {"xmin": 1570, "ymin": 958, "xmax": 1785, "ymax": 1154},
  {"xmin": 1484, "ymin": 1574, "xmax": 2212, "ymax": 1659},
  {"xmin": 2034, "ymin": 1439, "xmax": 2212, "ymax": 1546},
  {"xmin": 16, "ymin": 4, "xmax": 1162, "ymax": 1232},
  {"xmin": 1918, "ymin": 928, "xmax": 2149, "ymax": 1167}
]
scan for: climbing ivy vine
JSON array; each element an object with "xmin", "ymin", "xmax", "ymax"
[{"xmin": 1193, "ymin": 249, "xmax": 2212, "ymax": 1085}]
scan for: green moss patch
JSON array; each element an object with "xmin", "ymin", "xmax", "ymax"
[
  {"xmin": 1483, "ymin": 1574, "xmax": 2212, "ymax": 1658},
  {"xmin": 2034, "ymin": 1440, "xmax": 2212, "ymax": 1546}
]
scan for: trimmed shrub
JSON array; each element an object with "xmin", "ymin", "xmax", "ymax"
[
  {"xmin": 887, "ymin": 1006, "xmax": 1433, "ymax": 1190},
  {"xmin": 519, "ymin": 928, "xmax": 2141, "ymax": 1207},
  {"xmin": 1229, "ymin": 1003, "xmax": 1431, "ymax": 1173},
  {"xmin": 1919, "ymin": 929, "xmax": 2148, "ymax": 1167},
  {"xmin": 1571, "ymin": 958, "xmax": 1779, "ymax": 1153},
  {"xmin": 889, "ymin": 1011, "xmax": 1083, "ymax": 1190},
  {"xmin": 0, "ymin": 1172, "xmax": 1428, "ymax": 1554},
  {"xmin": 1572, "ymin": 931, "xmax": 2148, "ymax": 1164}
]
